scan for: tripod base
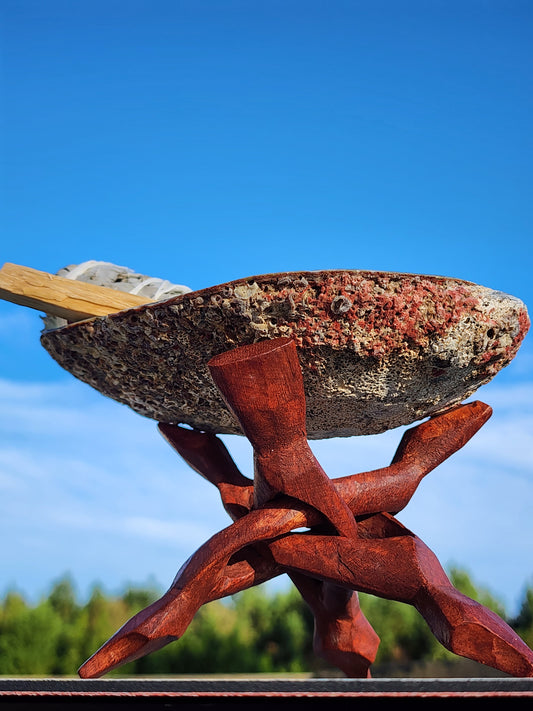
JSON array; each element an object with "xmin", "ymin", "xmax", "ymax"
[{"xmin": 78, "ymin": 338, "xmax": 533, "ymax": 679}]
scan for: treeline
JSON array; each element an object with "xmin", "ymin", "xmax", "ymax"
[{"xmin": 1, "ymin": 569, "xmax": 532, "ymax": 676}]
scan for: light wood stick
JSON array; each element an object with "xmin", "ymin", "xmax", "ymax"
[{"xmin": 0, "ymin": 263, "xmax": 154, "ymax": 322}]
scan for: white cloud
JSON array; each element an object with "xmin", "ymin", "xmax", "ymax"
[{"xmin": 0, "ymin": 377, "xmax": 230, "ymax": 600}]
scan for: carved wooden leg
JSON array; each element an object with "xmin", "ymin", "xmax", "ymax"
[
  {"xmin": 268, "ymin": 515, "xmax": 533, "ymax": 678},
  {"xmin": 78, "ymin": 501, "xmax": 314, "ymax": 678},
  {"xmin": 212, "ymin": 515, "xmax": 533, "ymax": 678},
  {"xmin": 158, "ymin": 423, "xmax": 379, "ymax": 677},
  {"xmin": 333, "ymin": 400, "xmax": 492, "ymax": 516},
  {"xmin": 208, "ymin": 337, "xmax": 358, "ymax": 537},
  {"xmin": 290, "ymin": 574, "xmax": 379, "ymax": 677}
]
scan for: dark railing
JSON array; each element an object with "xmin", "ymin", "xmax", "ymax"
[{"xmin": 1, "ymin": 678, "xmax": 533, "ymax": 709}]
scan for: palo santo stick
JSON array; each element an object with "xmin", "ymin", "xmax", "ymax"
[{"xmin": 0, "ymin": 262, "xmax": 154, "ymax": 322}]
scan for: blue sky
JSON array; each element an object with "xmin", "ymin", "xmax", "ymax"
[{"xmin": 1, "ymin": 1, "xmax": 532, "ymax": 617}]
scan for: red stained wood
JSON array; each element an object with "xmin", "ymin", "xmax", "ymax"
[
  {"xmin": 208, "ymin": 338, "xmax": 358, "ymax": 537},
  {"xmin": 78, "ymin": 337, "xmax": 533, "ymax": 680}
]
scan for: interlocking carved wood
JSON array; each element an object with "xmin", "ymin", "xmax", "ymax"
[{"xmin": 78, "ymin": 337, "xmax": 533, "ymax": 678}]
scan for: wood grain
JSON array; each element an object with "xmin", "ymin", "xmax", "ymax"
[
  {"xmin": 78, "ymin": 339, "xmax": 533, "ymax": 679},
  {"xmin": 0, "ymin": 263, "xmax": 153, "ymax": 322}
]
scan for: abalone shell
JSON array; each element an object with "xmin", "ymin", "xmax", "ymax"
[{"xmin": 40, "ymin": 270, "xmax": 529, "ymax": 439}]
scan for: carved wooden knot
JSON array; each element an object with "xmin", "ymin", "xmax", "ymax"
[{"xmin": 78, "ymin": 338, "xmax": 533, "ymax": 679}]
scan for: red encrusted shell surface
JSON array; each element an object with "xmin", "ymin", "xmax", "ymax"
[{"xmin": 40, "ymin": 270, "xmax": 529, "ymax": 439}]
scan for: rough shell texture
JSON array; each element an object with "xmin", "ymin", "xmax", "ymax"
[{"xmin": 40, "ymin": 270, "xmax": 529, "ymax": 439}]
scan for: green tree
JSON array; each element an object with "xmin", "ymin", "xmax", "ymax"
[
  {"xmin": 510, "ymin": 585, "xmax": 533, "ymax": 648},
  {"xmin": 48, "ymin": 575, "xmax": 79, "ymax": 622},
  {"xmin": 0, "ymin": 593, "xmax": 62, "ymax": 674},
  {"xmin": 358, "ymin": 594, "xmax": 435, "ymax": 664},
  {"xmin": 0, "ymin": 569, "xmax": 531, "ymax": 676},
  {"xmin": 0, "ymin": 591, "xmax": 30, "ymax": 674}
]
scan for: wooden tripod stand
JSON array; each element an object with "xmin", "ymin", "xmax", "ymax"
[{"xmin": 78, "ymin": 337, "xmax": 533, "ymax": 679}]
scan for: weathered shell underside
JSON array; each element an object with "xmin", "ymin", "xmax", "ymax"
[{"xmin": 40, "ymin": 270, "xmax": 529, "ymax": 439}]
